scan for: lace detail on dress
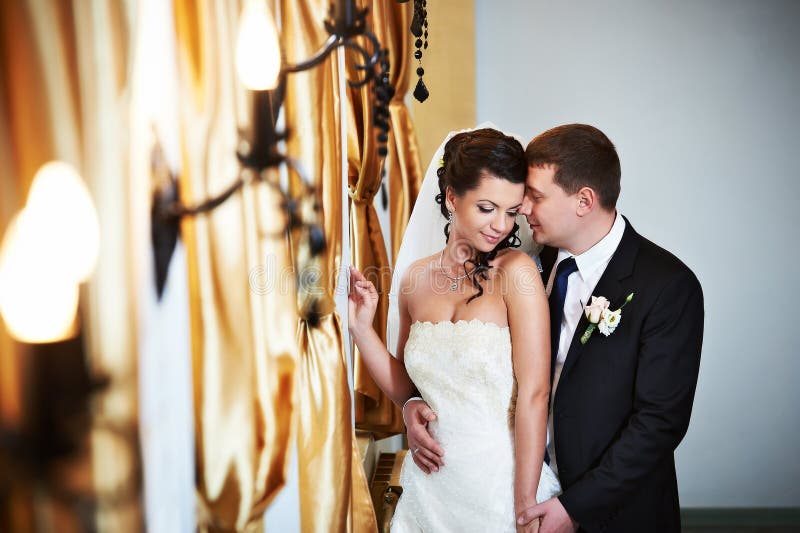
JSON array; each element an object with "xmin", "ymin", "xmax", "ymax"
[{"xmin": 390, "ymin": 320, "xmax": 561, "ymax": 533}]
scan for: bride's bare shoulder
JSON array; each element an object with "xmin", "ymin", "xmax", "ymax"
[
  {"xmin": 398, "ymin": 253, "xmax": 438, "ymax": 295},
  {"xmin": 493, "ymin": 248, "xmax": 537, "ymax": 270},
  {"xmin": 493, "ymin": 248, "xmax": 543, "ymax": 289}
]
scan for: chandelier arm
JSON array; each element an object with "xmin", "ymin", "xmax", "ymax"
[
  {"xmin": 283, "ymin": 34, "xmax": 340, "ymax": 73},
  {"xmin": 164, "ymin": 174, "xmax": 249, "ymax": 219}
]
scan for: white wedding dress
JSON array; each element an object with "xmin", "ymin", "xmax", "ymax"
[{"xmin": 390, "ymin": 319, "xmax": 562, "ymax": 533}]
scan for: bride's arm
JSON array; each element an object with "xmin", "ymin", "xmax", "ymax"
[
  {"xmin": 503, "ymin": 252, "xmax": 551, "ymax": 517},
  {"xmin": 348, "ymin": 265, "xmax": 417, "ymax": 406}
]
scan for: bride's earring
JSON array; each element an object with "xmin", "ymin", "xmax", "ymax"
[{"xmin": 447, "ymin": 210, "xmax": 454, "ymax": 226}]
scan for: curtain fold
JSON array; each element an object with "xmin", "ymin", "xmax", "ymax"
[
  {"xmin": 344, "ymin": 7, "xmax": 393, "ymax": 431},
  {"xmin": 281, "ymin": 0, "xmax": 377, "ymax": 530},
  {"xmin": 71, "ymin": 2, "xmax": 141, "ymax": 530},
  {"xmin": 173, "ymin": 1, "xmax": 298, "ymax": 530},
  {"xmin": 349, "ymin": 0, "xmax": 423, "ymax": 436}
]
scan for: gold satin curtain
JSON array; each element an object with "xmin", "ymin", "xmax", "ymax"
[
  {"xmin": 2, "ymin": 1, "xmax": 423, "ymax": 531},
  {"xmin": 172, "ymin": 1, "xmax": 299, "ymax": 531},
  {"xmin": 172, "ymin": 0, "xmax": 378, "ymax": 531},
  {"xmin": 348, "ymin": 0, "xmax": 424, "ymax": 435},
  {"xmin": 282, "ymin": 0, "xmax": 424, "ymax": 529},
  {"xmin": 280, "ymin": 0, "xmax": 377, "ymax": 530},
  {"xmin": 0, "ymin": 1, "xmax": 141, "ymax": 531}
]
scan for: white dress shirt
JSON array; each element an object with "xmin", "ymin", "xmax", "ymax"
[{"xmin": 545, "ymin": 212, "xmax": 626, "ymax": 476}]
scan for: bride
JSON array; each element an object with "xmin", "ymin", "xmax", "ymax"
[{"xmin": 348, "ymin": 127, "xmax": 561, "ymax": 532}]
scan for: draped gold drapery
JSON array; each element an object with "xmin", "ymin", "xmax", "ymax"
[
  {"xmin": 172, "ymin": 1, "xmax": 298, "ymax": 531},
  {"xmin": 175, "ymin": 0, "xmax": 412, "ymax": 529},
  {"xmin": 348, "ymin": 0, "xmax": 423, "ymax": 435},
  {"xmin": 0, "ymin": 1, "xmax": 141, "ymax": 530},
  {"xmin": 3, "ymin": 0, "xmax": 424, "ymax": 530},
  {"xmin": 280, "ymin": 0, "xmax": 377, "ymax": 530}
]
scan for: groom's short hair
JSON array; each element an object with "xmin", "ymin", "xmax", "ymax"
[{"xmin": 526, "ymin": 124, "xmax": 621, "ymax": 210}]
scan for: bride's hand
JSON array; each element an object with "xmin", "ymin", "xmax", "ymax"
[{"xmin": 348, "ymin": 266, "xmax": 378, "ymax": 337}]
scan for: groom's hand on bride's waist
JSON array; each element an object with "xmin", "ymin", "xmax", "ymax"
[{"xmin": 403, "ymin": 398, "xmax": 444, "ymax": 474}]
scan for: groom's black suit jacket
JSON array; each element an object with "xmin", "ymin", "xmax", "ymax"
[{"xmin": 539, "ymin": 218, "xmax": 704, "ymax": 533}]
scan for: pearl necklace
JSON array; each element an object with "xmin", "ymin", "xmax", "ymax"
[{"xmin": 438, "ymin": 248, "xmax": 478, "ymax": 291}]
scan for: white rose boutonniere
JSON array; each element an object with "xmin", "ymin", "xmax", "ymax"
[{"xmin": 580, "ymin": 293, "xmax": 634, "ymax": 345}]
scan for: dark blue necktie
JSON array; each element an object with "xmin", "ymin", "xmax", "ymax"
[{"xmin": 549, "ymin": 257, "xmax": 578, "ymax": 363}]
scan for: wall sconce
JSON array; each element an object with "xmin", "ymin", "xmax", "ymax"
[{"xmin": 151, "ymin": 0, "xmax": 393, "ymax": 303}]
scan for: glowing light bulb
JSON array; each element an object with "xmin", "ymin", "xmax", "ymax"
[
  {"xmin": 235, "ymin": 0, "xmax": 282, "ymax": 91},
  {"xmin": 26, "ymin": 161, "xmax": 100, "ymax": 283},
  {"xmin": 0, "ymin": 161, "xmax": 100, "ymax": 343},
  {"xmin": 0, "ymin": 211, "xmax": 79, "ymax": 343}
]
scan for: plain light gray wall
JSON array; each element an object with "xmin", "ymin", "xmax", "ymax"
[{"xmin": 476, "ymin": 0, "xmax": 800, "ymax": 507}]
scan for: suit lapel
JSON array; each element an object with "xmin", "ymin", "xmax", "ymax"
[{"xmin": 558, "ymin": 219, "xmax": 641, "ymax": 382}]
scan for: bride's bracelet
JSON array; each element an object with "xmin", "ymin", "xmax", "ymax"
[{"xmin": 402, "ymin": 396, "xmax": 424, "ymax": 419}]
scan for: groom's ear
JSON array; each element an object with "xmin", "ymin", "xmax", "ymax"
[{"xmin": 576, "ymin": 186, "xmax": 597, "ymax": 217}]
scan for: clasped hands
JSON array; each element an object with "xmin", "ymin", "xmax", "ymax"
[{"xmin": 516, "ymin": 498, "xmax": 579, "ymax": 533}]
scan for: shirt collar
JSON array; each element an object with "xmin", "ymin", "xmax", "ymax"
[{"xmin": 555, "ymin": 212, "xmax": 626, "ymax": 281}]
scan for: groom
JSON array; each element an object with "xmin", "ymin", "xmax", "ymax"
[{"xmin": 403, "ymin": 124, "xmax": 704, "ymax": 532}]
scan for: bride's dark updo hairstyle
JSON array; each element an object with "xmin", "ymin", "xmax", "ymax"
[{"xmin": 435, "ymin": 128, "xmax": 527, "ymax": 302}]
